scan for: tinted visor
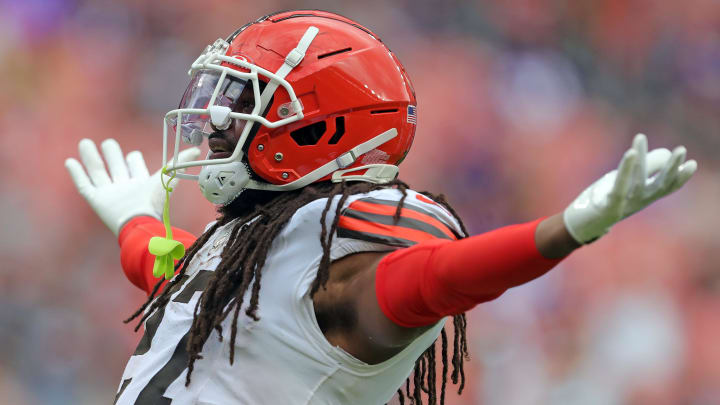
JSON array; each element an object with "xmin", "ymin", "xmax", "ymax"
[{"xmin": 168, "ymin": 69, "xmax": 255, "ymax": 145}]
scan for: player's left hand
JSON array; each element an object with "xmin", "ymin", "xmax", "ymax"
[{"xmin": 563, "ymin": 133, "xmax": 697, "ymax": 244}]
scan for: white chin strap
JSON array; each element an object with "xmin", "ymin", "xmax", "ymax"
[
  {"xmin": 247, "ymin": 128, "xmax": 400, "ymax": 192},
  {"xmin": 199, "ymin": 128, "xmax": 400, "ymax": 205},
  {"xmin": 258, "ymin": 26, "xmax": 319, "ymax": 114}
]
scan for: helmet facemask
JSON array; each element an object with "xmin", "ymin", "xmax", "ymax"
[
  {"xmin": 162, "ymin": 34, "xmax": 309, "ymax": 204},
  {"xmin": 177, "ymin": 72, "xmax": 268, "ymax": 204}
]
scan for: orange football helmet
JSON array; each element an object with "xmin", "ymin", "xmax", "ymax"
[{"xmin": 164, "ymin": 10, "xmax": 418, "ymax": 203}]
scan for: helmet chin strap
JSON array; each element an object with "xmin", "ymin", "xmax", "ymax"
[
  {"xmin": 258, "ymin": 26, "xmax": 319, "ymax": 114},
  {"xmin": 197, "ymin": 127, "xmax": 400, "ymax": 205},
  {"xmin": 246, "ymin": 127, "xmax": 399, "ymax": 192}
]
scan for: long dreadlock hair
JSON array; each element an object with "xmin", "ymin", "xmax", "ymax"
[{"xmin": 125, "ymin": 179, "xmax": 470, "ymax": 405}]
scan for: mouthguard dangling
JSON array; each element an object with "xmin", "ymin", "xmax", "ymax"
[{"xmin": 148, "ymin": 168, "xmax": 186, "ymax": 280}]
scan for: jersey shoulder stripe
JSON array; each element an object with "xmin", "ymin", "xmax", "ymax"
[{"xmin": 337, "ymin": 195, "xmax": 460, "ymax": 247}]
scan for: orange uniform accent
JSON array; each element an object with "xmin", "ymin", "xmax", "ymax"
[
  {"xmin": 414, "ymin": 194, "xmax": 437, "ymax": 205},
  {"xmin": 345, "ymin": 200, "xmax": 458, "ymax": 241},
  {"xmin": 375, "ymin": 218, "xmax": 565, "ymax": 327},
  {"xmin": 338, "ymin": 215, "xmax": 443, "ymax": 245}
]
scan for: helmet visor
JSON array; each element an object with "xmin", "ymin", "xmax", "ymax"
[{"xmin": 167, "ymin": 69, "xmax": 254, "ymax": 146}]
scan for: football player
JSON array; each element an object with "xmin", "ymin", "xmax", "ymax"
[{"xmin": 64, "ymin": 10, "xmax": 697, "ymax": 405}]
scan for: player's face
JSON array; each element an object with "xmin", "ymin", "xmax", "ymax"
[{"xmin": 207, "ymin": 82, "xmax": 256, "ymax": 160}]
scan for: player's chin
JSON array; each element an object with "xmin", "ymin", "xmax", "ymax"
[
  {"xmin": 209, "ymin": 151, "xmax": 233, "ymax": 160},
  {"xmin": 218, "ymin": 187, "xmax": 281, "ymax": 217}
]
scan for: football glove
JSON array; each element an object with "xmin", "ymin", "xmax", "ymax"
[
  {"xmin": 564, "ymin": 134, "xmax": 697, "ymax": 244},
  {"xmin": 65, "ymin": 138, "xmax": 200, "ymax": 236}
]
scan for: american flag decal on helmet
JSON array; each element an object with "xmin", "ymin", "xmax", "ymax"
[{"xmin": 407, "ymin": 105, "xmax": 417, "ymax": 125}]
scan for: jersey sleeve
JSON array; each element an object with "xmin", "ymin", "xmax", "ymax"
[
  {"xmin": 335, "ymin": 188, "xmax": 464, "ymax": 250},
  {"xmin": 117, "ymin": 216, "xmax": 198, "ymax": 295}
]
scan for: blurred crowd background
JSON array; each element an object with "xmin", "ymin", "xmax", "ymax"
[{"xmin": 1, "ymin": 0, "xmax": 718, "ymax": 404}]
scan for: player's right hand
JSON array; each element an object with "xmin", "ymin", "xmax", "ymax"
[
  {"xmin": 65, "ymin": 139, "xmax": 200, "ymax": 236},
  {"xmin": 563, "ymin": 134, "xmax": 697, "ymax": 244}
]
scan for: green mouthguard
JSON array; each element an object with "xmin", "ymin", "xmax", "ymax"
[{"xmin": 148, "ymin": 167, "xmax": 186, "ymax": 280}]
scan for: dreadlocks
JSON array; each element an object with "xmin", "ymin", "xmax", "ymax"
[{"xmin": 125, "ymin": 179, "xmax": 470, "ymax": 405}]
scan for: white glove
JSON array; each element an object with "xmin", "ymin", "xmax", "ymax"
[
  {"xmin": 564, "ymin": 134, "xmax": 697, "ymax": 244},
  {"xmin": 65, "ymin": 138, "xmax": 200, "ymax": 236}
]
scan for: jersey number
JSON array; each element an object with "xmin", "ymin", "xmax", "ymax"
[{"xmin": 116, "ymin": 270, "xmax": 213, "ymax": 405}]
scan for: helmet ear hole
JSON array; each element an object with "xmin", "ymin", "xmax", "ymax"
[
  {"xmin": 288, "ymin": 117, "xmax": 346, "ymax": 146},
  {"xmin": 290, "ymin": 121, "xmax": 327, "ymax": 146},
  {"xmin": 327, "ymin": 117, "xmax": 346, "ymax": 145}
]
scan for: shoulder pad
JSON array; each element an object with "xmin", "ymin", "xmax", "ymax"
[{"xmin": 337, "ymin": 189, "xmax": 464, "ymax": 247}]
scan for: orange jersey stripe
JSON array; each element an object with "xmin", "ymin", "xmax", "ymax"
[
  {"xmin": 338, "ymin": 215, "xmax": 447, "ymax": 245},
  {"xmin": 346, "ymin": 200, "xmax": 457, "ymax": 240}
]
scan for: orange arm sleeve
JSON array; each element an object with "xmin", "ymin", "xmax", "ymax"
[
  {"xmin": 117, "ymin": 216, "xmax": 197, "ymax": 295},
  {"xmin": 375, "ymin": 218, "xmax": 565, "ymax": 327}
]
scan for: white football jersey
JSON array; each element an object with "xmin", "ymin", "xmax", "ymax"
[{"xmin": 114, "ymin": 188, "xmax": 463, "ymax": 405}]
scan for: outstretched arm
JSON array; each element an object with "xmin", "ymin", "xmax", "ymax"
[
  {"xmin": 374, "ymin": 217, "xmax": 565, "ymax": 328},
  {"xmin": 351, "ymin": 134, "xmax": 696, "ymax": 347},
  {"xmin": 328, "ymin": 217, "xmax": 566, "ymax": 359},
  {"xmin": 65, "ymin": 138, "xmax": 200, "ymax": 294}
]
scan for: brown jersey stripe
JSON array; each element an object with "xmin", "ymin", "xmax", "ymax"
[
  {"xmin": 347, "ymin": 199, "xmax": 459, "ymax": 239},
  {"xmin": 337, "ymin": 215, "xmax": 447, "ymax": 245},
  {"xmin": 336, "ymin": 227, "xmax": 417, "ymax": 247},
  {"xmin": 342, "ymin": 209, "xmax": 455, "ymax": 241},
  {"xmin": 114, "ymin": 378, "xmax": 132, "ymax": 405}
]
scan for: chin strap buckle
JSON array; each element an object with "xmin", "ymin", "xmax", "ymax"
[
  {"xmin": 331, "ymin": 164, "xmax": 399, "ymax": 184},
  {"xmin": 285, "ymin": 48, "xmax": 305, "ymax": 67},
  {"xmin": 335, "ymin": 151, "xmax": 357, "ymax": 169}
]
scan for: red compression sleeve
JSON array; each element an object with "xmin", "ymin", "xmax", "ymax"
[
  {"xmin": 117, "ymin": 216, "xmax": 197, "ymax": 295},
  {"xmin": 375, "ymin": 218, "xmax": 564, "ymax": 327}
]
